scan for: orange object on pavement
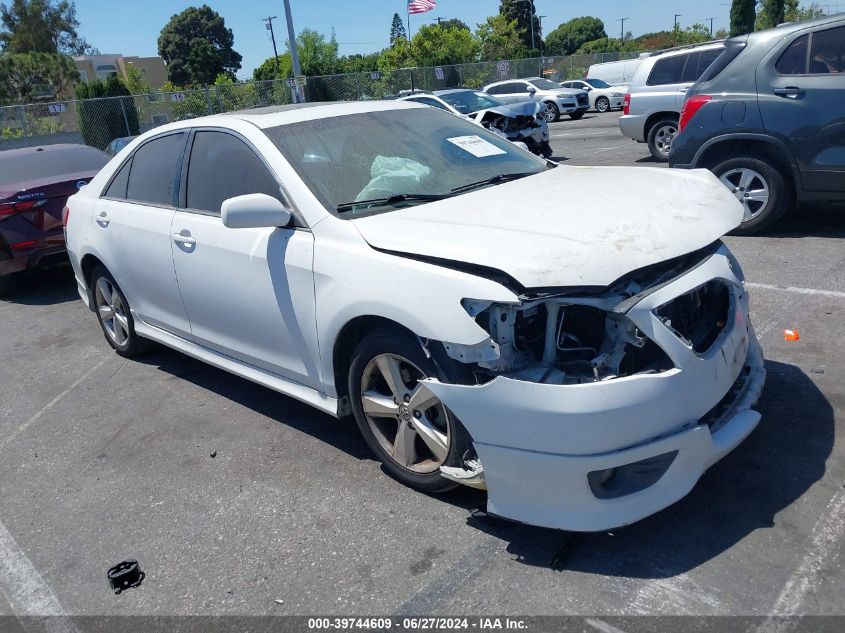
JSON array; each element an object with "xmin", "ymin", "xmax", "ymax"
[{"xmin": 784, "ymin": 329, "xmax": 801, "ymax": 341}]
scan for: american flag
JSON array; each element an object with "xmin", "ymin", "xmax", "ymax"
[{"xmin": 408, "ymin": 0, "xmax": 436, "ymax": 14}]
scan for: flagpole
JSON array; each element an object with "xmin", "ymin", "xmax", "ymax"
[{"xmin": 406, "ymin": 1, "xmax": 412, "ymax": 42}]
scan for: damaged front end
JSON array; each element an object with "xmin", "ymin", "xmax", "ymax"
[{"xmin": 427, "ymin": 242, "xmax": 766, "ymax": 531}]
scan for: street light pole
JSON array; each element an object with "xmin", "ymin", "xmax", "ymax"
[
  {"xmin": 282, "ymin": 0, "xmax": 303, "ymax": 102},
  {"xmin": 674, "ymin": 13, "xmax": 682, "ymax": 30}
]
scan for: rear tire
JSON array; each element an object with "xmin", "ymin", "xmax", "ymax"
[
  {"xmin": 647, "ymin": 118, "xmax": 678, "ymax": 162},
  {"xmin": 712, "ymin": 156, "xmax": 790, "ymax": 235},
  {"xmin": 90, "ymin": 265, "xmax": 153, "ymax": 358},
  {"xmin": 348, "ymin": 328, "xmax": 472, "ymax": 494},
  {"xmin": 595, "ymin": 97, "xmax": 610, "ymax": 113}
]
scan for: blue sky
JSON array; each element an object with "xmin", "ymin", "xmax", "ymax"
[{"xmin": 76, "ymin": 0, "xmax": 742, "ymax": 78}]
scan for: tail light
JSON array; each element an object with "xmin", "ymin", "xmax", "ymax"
[
  {"xmin": 679, "ymin": 95, "xmax": 712, "ymax": 132},
  {"xmin": 623, "ymin": 93, "xmax": 631, "ymax": 115},
  {"xmin": 10, "ymin": 240, "xmax": 37, "ymax": 251},
  {"xmin": 62, "ymin": 206, "xmax": 71, "ymax": 227},
  {"xmin": 0, "ymin": 199, "xmax": 38, "ymax": 217}
]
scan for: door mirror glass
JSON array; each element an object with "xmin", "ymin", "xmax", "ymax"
[
  {"xmin": 222, "ymin": 193, "xmax": 292, "ymax": 229},
  {"xmin": 527, "ymin": 86, "xmax": 537, "ymax": 94}
]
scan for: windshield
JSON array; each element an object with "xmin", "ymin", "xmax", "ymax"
[
  {"xmin": 586, "ymin": 78, "xmax": 612, "ymax": 89},
  {"xmin": 438, "ymin": 91, "xmax": 504, "ymax": 114},
  {"xmin": 0, "ymin": 146, "xmax": 109, "ymax": 188},
  {"xmin": 263, "ymin": 108, "xmax": 548, "ymax": 217},
  {"xmin": 529, "ymin": 78, "xmax": 563, "ymax": 90}
]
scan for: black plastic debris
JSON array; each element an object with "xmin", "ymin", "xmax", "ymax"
[{"xmin": 107, "ymin": 560, "xmax": 144, "ymax": 594}]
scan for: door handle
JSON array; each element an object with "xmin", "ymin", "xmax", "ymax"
[
  {"xmin": 774, "ymin": 86, "xmax": 805, "ymax": 98},
  {"xmin": 172, "ymin": 232, "xmax": 196, "ymax": 246},
  {"xmin": 680, "ymin": 87, "xmax": 690, "ymax": 93},
  {"xmin": 96, "ymin": 212, "xmax": 110, "ymax": 227}
]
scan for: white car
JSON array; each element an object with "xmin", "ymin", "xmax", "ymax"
[
  {"xmin": 560, "ymin": 78, "xmax": 628, "ymax": 113},
  {"xmin": 483, "ymin": 78, "xmax": 590, "ymax": 122},
  {"xmin": 65, "ymin": 101, "xmax": 765, "ymax": 532}
]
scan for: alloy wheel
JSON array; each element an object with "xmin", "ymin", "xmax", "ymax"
[
  {"xmin": 653, "ymin": 123, "xmax": 677, "ymax": 156},
  {"xmin": 596, "ymin": 97, "xmax": 610, "ymax": 113},
  {"xmin": 360, "ymin": 353, "xmax": 450, "ymax": 474},
  {"xmin": 95, "ymin": 277, "xmax": 129, "ymax": 346},
  {"xmin": 543, "ymin": 103, "xmax": 558, "ymax": 122},
  {"xmin": 719, "ymin": 168, "xmax": 770, "ymax": 221}
]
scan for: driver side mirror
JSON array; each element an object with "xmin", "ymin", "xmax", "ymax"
[
  {"xmin": 222, "ymin": 193, "xmax": 292, "ymax": 229},
  {"xmin": 527, "ymin": 86, "xmax": 537, "ymax": 95}
]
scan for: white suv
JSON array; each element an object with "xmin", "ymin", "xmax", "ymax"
[
  {"xmin": 619, "ymin": 42, "xmax": 724, "ymax": 161},
  {"xmin": 483, "ymin": 78, "xmax": 589, "ymax": 122}
]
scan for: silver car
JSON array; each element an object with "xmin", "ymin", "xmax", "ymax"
[{"xmin": 619, "ymin": 42, "xmax": 724, "ymax": 161}]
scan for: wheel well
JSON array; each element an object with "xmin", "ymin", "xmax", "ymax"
[
  {"xmin": 332, "ymin": 316, "xmax": 416, "ymax": 406},
  {"xmin": 697, "ymin": 139, "xmax": 795, "ymax": 182},
  {"xmin": 81, "ymin": 254, "xmax": 106, "ymax": 286},
  {"xmin": 644, "ymin": 111, "xmax": 680, "ymax": 137}
]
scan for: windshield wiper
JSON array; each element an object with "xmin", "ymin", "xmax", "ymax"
[
  {"xmin": 450, "ymin": 172, "xmax": 537, "ymax": 195},
  {"xmin": 336, "ymin": 193, "xmax": 451, "ymax": 214}
]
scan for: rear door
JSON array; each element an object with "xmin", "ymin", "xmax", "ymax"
[
  {"xmin": 645, "ymin": 52, "xmax": 694, "ymax": 110},
  {"xmin": 93, "ymin": 132, "xmax": 192, "ymax": 337},
  {"xmin": 170, "ymin": 129, "xmax": 319, "ymax": 387},
  {"xmin": 493, "ymin": 81, "xmax": 533, "ymax": 104},
  {"xmin": 757, "ymin": 24, "xmax": 845, "ymax": 192}
]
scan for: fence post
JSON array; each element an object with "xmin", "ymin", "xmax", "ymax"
[
  {"xmin": 354, "ymin": 73, "xmax": 361, "ymax": 101},
  {"xmin": 18, "ymin": 105, "xmax": 30, "ymax": 147},
  {"xmin": 215, "ymin": 86, "xmax": 222, "ymax": 112},
  {"xmin": 118, "ymin": 98, "xmax": 131, "ymax": 136},
  {"xmin": 204, "ymin": 85, "xmax": 213, "ymax": 114}
]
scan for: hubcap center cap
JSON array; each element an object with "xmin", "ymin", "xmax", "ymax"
[{"xmin": 399, "ymin": 406, "xmax": 412, "ymax": 421}]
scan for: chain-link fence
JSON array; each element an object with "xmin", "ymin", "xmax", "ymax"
[{"xmin": 0, "ymin": 52, "xmax": 640, "ymax": 152}]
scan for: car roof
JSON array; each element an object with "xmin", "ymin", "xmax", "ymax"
[
  {"xmin": 199, "ymin": 99, "xmax": 425, "ymax": 129},
  {"xmin": 0, "ymin": 143, "xmax": 103, "ymax": 161},
  {"xmin": 432, "ymin": 88, "xmax": 476, "ymax": 96}
]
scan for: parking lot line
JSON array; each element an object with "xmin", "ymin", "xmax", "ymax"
[
  {"xmin": 746, "ymin": 282, "xmax": 845, "ymax": 300},
  {"xmin": 0, "ymin": 515, "xmax": 72, "ymax": 623},
  {"xmin": 0, "ymin": 355, "xmax": 110, "ymax": 455}
]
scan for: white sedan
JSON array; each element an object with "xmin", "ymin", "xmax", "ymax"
[
  {"xmin": 65, "ymin": 101, "xmax": 765, "ymax": 532},
  {"xmin": 560, "ymin": 78, "xmax": 628, "ymax": 113}
]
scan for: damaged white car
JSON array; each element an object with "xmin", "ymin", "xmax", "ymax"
[{"xmin": 65, "ymin": 101, "xmax": 766, "ymax": 532}]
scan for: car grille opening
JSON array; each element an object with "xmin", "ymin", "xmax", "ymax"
[
  {"xmin": 655, "ymin": 280, "xmax": 731, "ymax": 353},
  {"xmin": 577, "ymin": 94, "xmax": 588, "ymax": 107}
]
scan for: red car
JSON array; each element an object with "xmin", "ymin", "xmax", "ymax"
[{"xmin": 0, "ymin": 144, "xmax": 110, "ymax": 295}]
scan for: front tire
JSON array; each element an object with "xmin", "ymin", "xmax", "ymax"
[
  {"xmin": 90, "ymin": 265, "xmax": 153, "ymax": 358},
  {"xmin": 542, "ymin": 101, "xmax": 560, "ymax": 123},
  {"xmin": 569, "ymin": 111, "xmax": 585, "ymax": 120},
  {"xmin": 348, "ymin": 329, "xmax": 471, "ymax": 493},
  {"xmin": 713, "ymin": 157, "xmax": 789, "ymax": 235},
  {"xmin": 647, "ymin": 118, "xmax": 678, "ymax": 162},
  {"xmin": 595, "ymin": 97, "xmax": 610, "ymax": 113}
]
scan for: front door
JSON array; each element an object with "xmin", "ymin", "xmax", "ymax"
[
  {"xmin": 758, "ymin": 24, "xmax": 845, "ymax": 193},
  {"xmin": 170, "ymin": 129, "xmax": 321, "ymax": 388}
]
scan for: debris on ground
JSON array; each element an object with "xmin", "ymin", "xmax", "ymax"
[
  {"xmin": 210, "ymin": 450, "xmax": 217, "ymax": 458},
  {"xmin": 107, "ymin": 560, "xmax": 144, "ymax": 594}
]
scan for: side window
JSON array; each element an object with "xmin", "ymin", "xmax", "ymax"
[
  {"xmin": 486, "ymin": 85, "xmax": 503, "ymax": 95},
  {"xmin": 697, "ymin": 49, "xmax": 722, "ymax": 78},
  {"xmin": 776, "ymin": 35, "xmax": 809, "ymax": 75},
  {"xmin": 126, "ymin": 133, "xmax": 185, "ymax": 206},
  {"xmin": 647, "ymin": 54, "xmax": 688, "ymax": 86},
  {"xmin": 560, "ymin": 82, "xmax": 573, "ymax": 88},
  {"xmin": 412, "ymin": 97, "xmax": 448, "ymax": 111},
  {"xmin": 104, "ymin": 157, "xmax": 131, "ymax": 199},
  {"xmin": 809, "ymin": 26, "xmax": 845, "ymax": 74},
  {"xmin": 681, "ymin": 52, "xmax": 702, "ymax": 83},
  {"xmin": 185, "ymin": 131, "xmax": 282, "ymax": 216},
  {"xmin": 512, "ymin": 82, "xmax": 530, "ymax": 93}
]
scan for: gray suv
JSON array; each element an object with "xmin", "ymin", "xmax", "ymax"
[
  {"xmin": 670, "ymin": 14, "xmax": 845, "ymax": 233},
  {"xmin": 619, "ymin": 42, "xmax": 724, "ymax": 161}
]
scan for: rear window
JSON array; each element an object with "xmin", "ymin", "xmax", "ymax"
[
  {"xmin": 777, "ymin": 35, "xmax": 809, "ymax": 74},
  {"xmin": 698, "ymin": 40, "xmax": 747, "ymax": 82},
  {"xmin": 0, "ymin": 146, "xmax": 109, "ymax": 188},
  {"xmin": 125, "ymin": 133, "xmax": 185, "ymax": 206},
  {"xmin": 647, "ymin": 54, "xmax": 688, "ymax": 86},
  {"xmin": 810, "ymin": 25, "xmax": 845, "ymax": 74}
]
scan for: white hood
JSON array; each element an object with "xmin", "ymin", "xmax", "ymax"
[{"xmin": 352, "ymin": 166, "xmax": 743, "ymax": 289}]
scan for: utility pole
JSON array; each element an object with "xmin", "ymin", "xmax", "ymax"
[
  {"xmin": 282, "ymin": 0, "xmax": 303, "ymax": 102},
  {"xmin": 618, "ymin": 17, "xmax": 629, "ymax": 42},
  {"xmin": 706, "ymin": 17, "xmax": 715, "ymax": 36},
  {"xmin": 674, "ymin": 13, "xmax": 682, "ymax": 30},
  {"xmin": 261, "ymin": 16, "xmax": 280, "ymax": 78},
  {"xmin": 433, "ymin": 16, "xmax": 450, "ymax": 25}
]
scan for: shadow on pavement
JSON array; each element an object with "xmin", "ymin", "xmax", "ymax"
[
  {"xmin": 0, "ymin": 266, "xmax": 78, "ymax": 306},
  {"xmin": 466, "ymin": 360, "xmax": 833, "ymax": 577}
]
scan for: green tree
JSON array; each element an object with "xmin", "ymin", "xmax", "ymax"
[
  {"xmin": 731, "ymin": 0, "xmax": 757, "ymax": 36},
  {"xmin": 499, "ymin": 0, "xmax": 541, "ymax": 51},
  {"xmin": 409, "ymin": 24, "xmax": 478, "ymax": 67},
  {"xmin": 123, "ymin": 62, "xmax": 152, "ymax": 94},
  {"xmin": 476, "ymin": 14, "xmax": 525, "ymax": 61},
  {"xmin": 337, "ymin": 52, "xmax": 380, "ymax": 74},
  {"xmin": 377, "ymin": 36, "xmax": 413, "ymax": 71},
  {"xmin": 0, "ymin": 49, "xmax": 77, "ymax": 103},
  {"xmin": 757, "ymin": 0, "xmax": 785, "ymax": 28},
  {"xmin": 437, "ymin": 18, "xmax": 469, "ymax": 31},
  {"xmin": 0, "ymin": 0, "xmax": 95, "ymax": 54},
  {"xmin": 253, "ymin": 53, "xmax": 291, "ymax": 81},
  {"xmin": 784, "ymin": 0, "xmax": 826, "ymax": 21},
  {"xmin": 390, "ymin": 12, "xmax": 406, "ymax": 45},
  {"xmin": 75, "ymin": 74, "xmax": 139, "ymax": 150},
  {"xmin": 289, "ymin": 28, "xmax": 339, "ymax": 76},
  {"xmin": 575, "ymin": 37, "xmax": 622, "ymax": 55},
  {"xmin": 545, "ymin": 17, "xmax": 607, "ymax": 56},
  {"xmin": 158, "ymin": 5, "xmax": 241, "ymax": 86}
]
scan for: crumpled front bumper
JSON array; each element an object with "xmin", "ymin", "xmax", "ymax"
[{"xmin": 424, "ymin": 245, "xmax": 766, "ymax": 532}]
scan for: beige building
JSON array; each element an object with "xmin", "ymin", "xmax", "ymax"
[{"xmin": 73, "ymin": 54, "xmax": 168, "ymax": 90}]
